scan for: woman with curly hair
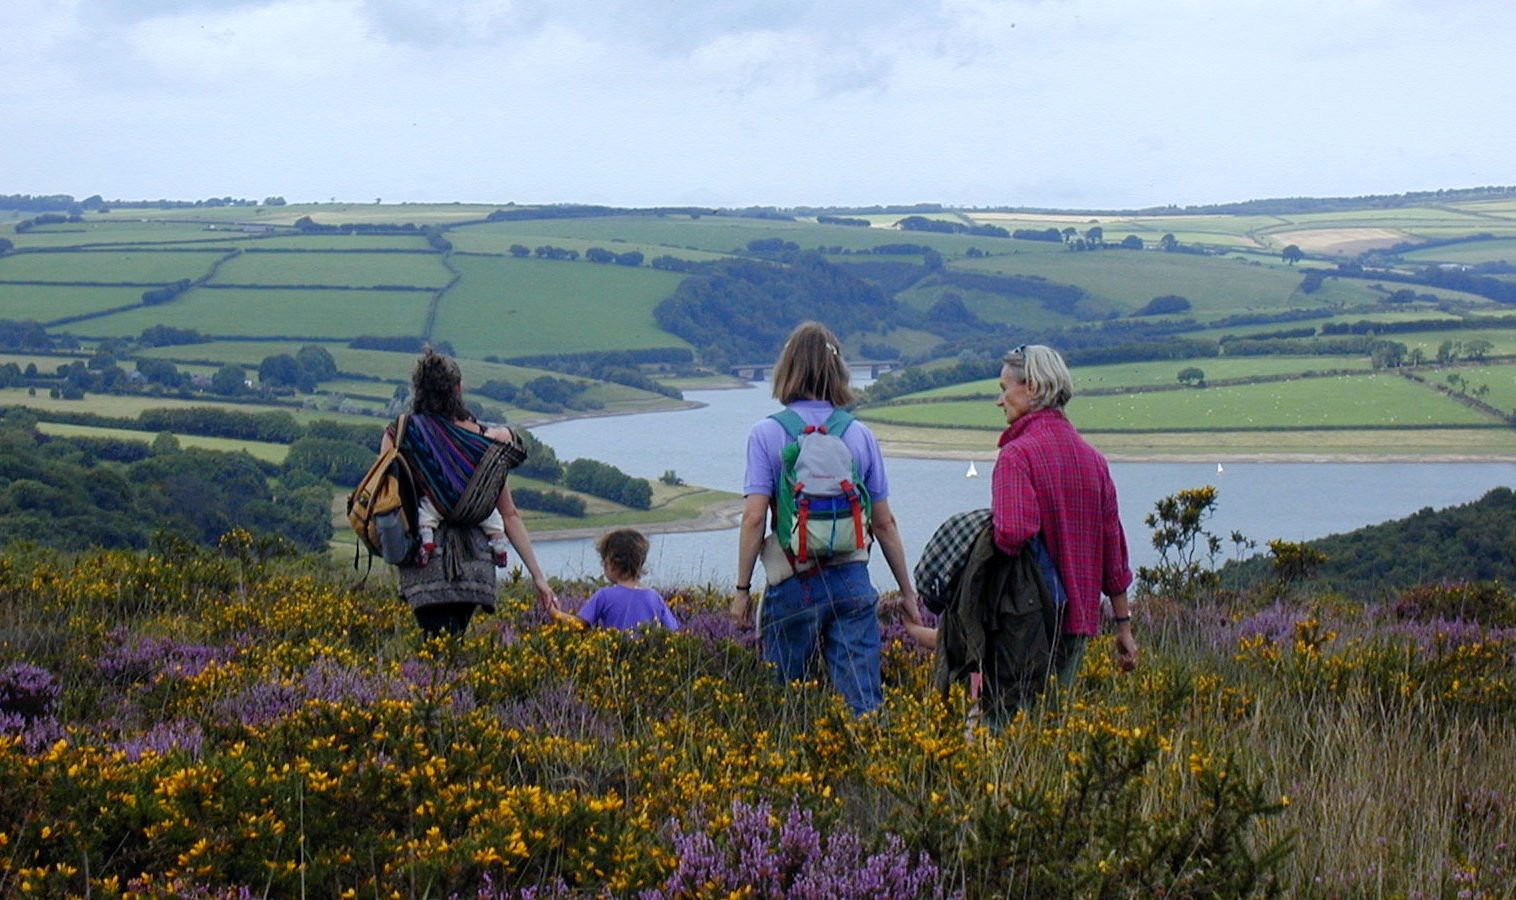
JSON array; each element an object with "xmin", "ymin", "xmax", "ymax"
[{"xmin": 382, "ymin": 349, "xmax": 557, "ymax": 637}]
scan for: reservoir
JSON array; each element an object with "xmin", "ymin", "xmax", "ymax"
[{"xmin": 527, "ymin": 381, "xmax": 1515, "ymax": 589}]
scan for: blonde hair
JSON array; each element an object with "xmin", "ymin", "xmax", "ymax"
[
  {"xmin": 1003, "ymin": 344, "xmax": 1074, "ymax": 410},
  {"xmin": 771, "ymin": 321, "xmax": 855, "ymax": 407}
]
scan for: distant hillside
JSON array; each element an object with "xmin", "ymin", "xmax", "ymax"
[{"xmin": 1223, "ymin": 487, "xmax": 1516, "ymax": 595}]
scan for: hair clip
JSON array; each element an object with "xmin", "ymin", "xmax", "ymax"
[{"xmin": 827, "ymin": 343, "xmax": 838, "ymax": 356}]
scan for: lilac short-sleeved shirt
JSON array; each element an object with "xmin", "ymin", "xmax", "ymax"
[
  {"xmin": 576, "ymin": 585, "xmax": 681, "ymax": 631},
  {"xmin": 742, "ymin": 401, "xmax": 890, "ymax": 500}
]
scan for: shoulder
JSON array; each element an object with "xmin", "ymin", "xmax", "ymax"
[{"xmin": 484, "ymin": 425, "xmax": 513, "ymax": 442}]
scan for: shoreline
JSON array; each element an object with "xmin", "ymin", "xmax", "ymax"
[
  {"xmin": 881, "ymin": 444, "xmax": 1516, "ymax": 464},
  {"xmin": 529, "ymin": 497, "xmax": 746, "ymax": 542}
]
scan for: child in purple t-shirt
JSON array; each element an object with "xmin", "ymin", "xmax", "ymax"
[{"xmin": 568, "ymin": 529, "xmax": 680, "ymax": 632}]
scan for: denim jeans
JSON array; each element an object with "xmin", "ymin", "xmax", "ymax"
[{"xmin": 759, "ymin": 561, "xmax": 882, "ymax": 715}]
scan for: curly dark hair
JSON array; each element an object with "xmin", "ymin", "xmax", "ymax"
[
  {"xmin": 595, "ymin": 529, "xmax": 649, "ymax": 581},
  {"xmin": 409, "ymin": 348, "xmax": 473, "ymax": 421}
]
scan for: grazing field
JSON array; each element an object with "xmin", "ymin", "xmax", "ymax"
[
  {"xmin": 211, "ymin": 250, "xmax": 452, "ymax": 287},
  {"xmin": 34, "ymin": 421, "xmax": 291, "ymax": 462},
  {"xmin": 445, "ymin": 230, "xmax": 730, "ymax": 263},
  {"xmin": 7, "ymin": 221, "xmax": 244, "ymax": 249},
  {"xmin": 0, "ymin": 284, "xmax": 146, "ymax": 322},
  {"xmin": 863, "ymin": 373, "xmax": 1498, "ymax": 432},
  {"xmin": 898, "ymin": 355, "xmax": 1378, "ymax": 400},
  {"xmin": 0, "ymin": 352, "xmax": 90, "ymax": 371},
  {"xmin": 1391, "ymin": 327, "xmax": 1516, "ymax": 358},
  {"xmin": 0, "ymin": 250, "xmax": 226, "ymax": 283},
  {"xmin": 1402, "ymin": 238, "xmax": 1516, "ymax": 265},
  {"xmin": 432, "ymin": 254, "xmax": 688, "ymax": 359},
  {"xmin": 1440, "ymin": 361, "xmax": 1516, "ymax": 412},
  {"xmin": 450, "ymin": 215, "xmax": 998, "ymax": 257},
  {"xmin": 0, "ymin": 387, "xmax": 300, "ymax": 419},
  {"xmin": 240, "ymin": 233, "xmax": 432, "ymax": 251},
  {"xmin": 74, "ymin": 287, "xmax": 431, "ymax": 339},
  {"xmin": 956, "ymin": 250, "xmax": 1337, "ymax": 314},
  {"xmin": 893, "ymin": 280, "xmax": 1084, "ymax": 330}
]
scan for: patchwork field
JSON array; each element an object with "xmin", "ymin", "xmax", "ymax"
[
  {"xmin": 0, "ymin": 284, "xmax": 146, "ymax": 322},
  {"xmin": 34, "ymin": 421, "xmax": 291, "ymax": 463},
  {"xmin": 863, "ymin": 373, "xmax": 1498, "ymax": 432},
  {"xmin": 0, "ymin": 249, "xmax": 226, "ymax": 283},
  {"xmin": 211, "ymin": 250, "xmax": 452, "ymax": 287},
  {"xmin": 74, "ymin": 287, "xmax": 432, "ymax": 339},
  {"xmin": 432, "ymin": 254, "xmax": 688, "ymax": 359}
]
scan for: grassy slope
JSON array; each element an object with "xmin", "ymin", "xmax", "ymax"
[
  {"xmin": 212, "ymin": 251, "xmax": 453, "ymax": 287},
  {"xmin": 432, "ymin": 255, "xmax": 688, "ymax": 359},
  {"xmin": 74, "ymin": 287, "xmax": 432, "ymax": 339}
]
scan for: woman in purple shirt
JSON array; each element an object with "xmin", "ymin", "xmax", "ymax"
[{"xmin": 730, "ymin": 322, "xmax": 922, "ymax": 714}]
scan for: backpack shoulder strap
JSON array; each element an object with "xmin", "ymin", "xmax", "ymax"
[
  {"xmin": 768, "ymin": 409, "xmax": 807, "ymax": 439},
  {"xmin": 394, "ymin": 413, "xmax": 411, "ymax": 447},
  {"xmin": 821, "ymin": 409, "xmax": 854, "ymax": 436}
]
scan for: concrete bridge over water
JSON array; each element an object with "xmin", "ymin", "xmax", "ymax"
[{"xmin": 730, "ymin": 360, "xmax": 903, "ymax": 381}]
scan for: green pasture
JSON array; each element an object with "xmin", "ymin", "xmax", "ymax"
[
  {"xmin": 862, "ymin": 373, "xmax": 1496, "ymax": 431},
  {"xmin": 0, "ymin": 352, "xmax": 90, "ymax": 371},
  {"xmin": 70, "ymin": 288, "xmax": 430, "ymax": 340},
  {"xmin": 0, "ymin": 284, "xmax": 144, "ymax": 322},
  {"xmin": 34, "ymin": 421, "xmax": 290, "ymax": 463},
  {"xmin": 510, "ymin": 475, "xmax": 739, "ymax": 535},
  {"xmin": 1392, "ymin": 327, "xmax": 1516, "ymax": 358},
  {"xmin": 8, "ymin": 221, "xmax": 242, "ymax": 249},
  {"xmin": 1448, "ymin": 199, "xmax": 1516, "ymax": 217},
  {"xmin": 126, "ymin": 203, "xmax": 505, "ymax": 227},
  {"xmin": 1402, "ymin": 238, "xmax": 1516, "ymax": 265},
  {"xmin": 0, "ymin": 250, "xmax": 225, "ymax": 283},
  {"xmin": 445, "ymin": 232, "xmax": 729, "ymax": 264},
  {"xmin": 1398, "ymin": 224, "xmax": 1516, "ymax": 240},
  {"xmin": 212, "ymin": 251, "xmax": 452, "ymax": 288},
  {"xmin": 954, "ymin": 248, "xmax": 1332, "ymax": 314},
  {"xmin": 450, "ymin": 215, "xmax": 1002, "ymax": 258},
  {"xmin": 240, "ymin": 234, "xmax": 433, "ymax": 251},
  {"xmin": 0, "ymin": 387, "xmax": 302, "ymax": 419},
  {"xmin": 864, "ymin": 418, "xmax": 1516, "ymax": 459},
  {"xmin": 431, "ymin": 255, "xmax": 687, "ymax": 359},
  {"xmin": 1439, "ymin": 362, "xmax": 1516, "ymax": 413},
  {"xmin": 894, "ymin": 355, "xmax": 1377, "ymax": 401}
]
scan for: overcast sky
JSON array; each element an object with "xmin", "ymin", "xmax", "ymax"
[{"xmin": 3, "ymin": 0, "xmax": 1512, "ymax": 210}]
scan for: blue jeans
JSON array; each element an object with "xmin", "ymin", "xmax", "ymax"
[{"xmin": 760, "ymin": 562, "xmax": 882, "ymax": 715}]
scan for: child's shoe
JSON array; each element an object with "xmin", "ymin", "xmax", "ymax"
[
  {"xmin": 488, "ymin": 536, "xmax": 510, "ymax": 567},
  {"xmin": 415, "ymin": 542, "xmax": 437, "ymax": 567}
]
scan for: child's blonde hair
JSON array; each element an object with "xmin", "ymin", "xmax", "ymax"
[{"xmin": 595, "ymin": 529, "xmax": 649, "ymax": 581}]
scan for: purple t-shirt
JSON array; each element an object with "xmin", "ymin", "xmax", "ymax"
[
  {"xmin": 742, "ymin": 401, "xmax": 890, "ymax": 500},
  {"xmin": 576, "ymin": 584, "xmax": 681, "ymax": 631}
]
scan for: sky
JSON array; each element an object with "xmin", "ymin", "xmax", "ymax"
[{"xmin": 3, "ymin": 0, "xmax": 1513, "ymax": 210}]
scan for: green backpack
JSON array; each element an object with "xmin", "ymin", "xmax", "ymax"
[{"xmin": 769, "ymin": 409, "xmax": 873, "ymax": 564}]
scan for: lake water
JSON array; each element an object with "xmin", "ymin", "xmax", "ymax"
[{"xmin": 526, "ymin": 380, "xmax": 1515, "ymax": 589}]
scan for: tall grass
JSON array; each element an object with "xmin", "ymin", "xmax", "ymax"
[{"xmin": 0, "ymin": 538, "xmax": 1510, "ymax": 897}]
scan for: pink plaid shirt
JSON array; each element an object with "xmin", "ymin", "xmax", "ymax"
[{"xmin": 992, "ymin": 408, "xmax": 1132, "ymax": 636}]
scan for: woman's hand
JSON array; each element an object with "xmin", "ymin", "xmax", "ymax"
[
  {"xmin": 729, "ymin": 588, "xmax": 752, "ymax": 628},
  {"xmin": 897, "ymin": 587, "xmax": 925, "ymax": 626},
  {"xmin": 1114, "ymin": 624, "xmax": 1138, "ymax": 672},
  {"xmin": 534, "ymin": 576, "xmax": 558, "ymax": 613}
]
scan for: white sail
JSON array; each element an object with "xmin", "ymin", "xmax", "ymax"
[
  {"xmin": 1217, "ymin": 463, "xmax": 1225, "ymax": 474},
  {"xmin": 965, "ymin": 461, "xmax": 979, "ymax": 478}
]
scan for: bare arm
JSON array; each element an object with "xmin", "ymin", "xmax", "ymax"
[
  {"xmin": 1108, "ymin": 590, "xmax": 1137, "ymax": 670},
  {"xmin": 869, "ymin": 497, "xmax": 922, "ymax": 625},
  {"xmin": 730, "ymin": 493, "xmax": 769, "ymax": 627},
  {"xmin": 496, "ymin": 481, "xmax": 558, "ymax": 612}
]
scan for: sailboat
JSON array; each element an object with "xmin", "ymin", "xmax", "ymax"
[
  {"xmin": 965, "ymin": 461, "xmax": 979, "ymax": 478},
  {"xmin": 1217, "ymin": 463, "xmax": 1225, "ymax": 474}
]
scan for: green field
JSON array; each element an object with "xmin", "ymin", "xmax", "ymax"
[
  {"xmin": 450, "ymin": 215, "xmax": 1001, "ymax": 258},
  {"xmin": 432, "ymin": 254, "xmax": 688, "ymax": 358},
  {"xmin": 0, "ymin": 352, "xmax": 91, "ymax": 371},
  {"xmin": 864, "ymin": 373, "xmax": 1498, "ymax": 431},
  {"xmin": 445, "ymin": 229, "xmax": 730, "ymax": 263},
  {"xmin": 898, "ymin": 355, "xmax": 1378, "ymax": 400},
  {"xmin": 212, "ymin": 251, "xmax": 452, "ymax": 287},
  {"xmin": 8, "ymin": 221, "xmax": 246, "ymax": 249},
  {"xmin": 240, "ymin": 233, "xmax": 433, "ymax": 251},
  {"xmin": 0, "ymin": 284, "xmax": 147, "ymax": 322},
  {"xmin": 955, "ymin": 250, "xmax": 1339, "ymax": 314},
  {"xmin": 0, "ymin": 250, "xmax": 225, "ymax": 283},
  {"xmin": 1439, "ymin": 361, "xmax": 1516, "ymax": 413},
  {"xmin": 75, "ymin": 287, "xmax": 431, "ymax": 339},
  {"xmin": 35, "ymin": 421, "xmax": 291, "ymax": 463},
  {"xmin": 1402, "ymin": 238, "xmax": 1516, "ymax": 265},
  {"xmin": 0, "ymin": 387, "xmax": 302, "ymax": 419}
]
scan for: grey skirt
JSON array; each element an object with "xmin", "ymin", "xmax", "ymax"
[{"xmin": 396, "ymin": 525, "xmax": 498, "ymax": 613}]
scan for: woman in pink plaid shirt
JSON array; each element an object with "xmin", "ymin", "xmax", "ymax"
[{"xmin": 992, "ymin": 345, "xmax": 1139, "ymax": 688}]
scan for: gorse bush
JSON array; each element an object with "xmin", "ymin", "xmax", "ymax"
[{"xmin": 0, "ymin": 542, "xmax": 1512, "ymax": 896}]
